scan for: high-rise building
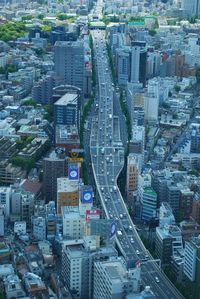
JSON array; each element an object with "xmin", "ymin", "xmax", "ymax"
[
  {"xmin": 54, "ymin": 92, "xmax": 80, "ymax": 129},
  {"xmin": 131, "ymin": 41, "xmax": 147, "ymax": 87},
  {"xmin": 62, "ymin": 206, "xmax": 85, "ymax": 239},
  {"xmin": 131, "ymin": 46, "xmax": 140, "ymax": 84},
  {"xmin": 43, "ymin": 151, "xmax": 67, "ymax": 202},
  {"xmin": 116, "ymin": 47, "xmax": 130, "ymax": 85},
  {"xmin": 166, "ymin": 183, "xmax": 181, "ymax": 215},
  {"xmin": 184, "ymin": 236, "xmax": 200, "ymax": 299},
  {"xmin": 62, "ymin": 237, "xmax": 117, "ymax": 299},
  {"xmin": 93, "ymin": 256, "xmax": 141, "ymax": 299},
  {"xmin": 155, "ymin": 225, "xmax": 183, "ymax": 265},
  {"xmin": 180, "ymin": 189, "xmax": 194, "ymax": 219},
  {"xmin": 126, "ymin": 154, "xmax": 139, "ymax": 205},
  {"xmin": 54, "ymin": 41, "xmax": 85, "ymax": 92},
  {"xmin": 142, "ymin": 187, "xmax": 158, "ymax": 222},
  {"xmin": 181, "ymin": 0, "xmax": 200, "ymax": 17}
]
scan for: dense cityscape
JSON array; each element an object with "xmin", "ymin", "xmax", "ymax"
[{"xmin": 0, "ymin": 0, "xmax": 200, "ymax": 298}]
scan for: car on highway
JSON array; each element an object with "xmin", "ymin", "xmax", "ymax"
[{"xmin": 155, "ymin": 277, "xmax": 160, "ymax": 283}]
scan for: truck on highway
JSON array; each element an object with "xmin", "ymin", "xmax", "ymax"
[{"xmin": 101, "ymin": 147, "xmax": 105, "ymax": 155}]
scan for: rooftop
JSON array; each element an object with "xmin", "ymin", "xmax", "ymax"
[{"xmin": 54, "ymin": 92, "xmax": 78, "ymax": 106}]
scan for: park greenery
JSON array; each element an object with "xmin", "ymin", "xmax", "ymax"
[
  {"xmin": 56, "ymin": 13, "xmax": 76, "ymax": 22},
  {"xmin": 0, "ymin": 21, "xmax": 27, "ymax": 42},
  {"xmin": 106, "ymin": 43, "xmax": 117, "ymax": 85},
  {"xmin": 119, "ymin": 91, "xmax": 132, "ymax": 142},
  {"xmin": 89, "ymin": 34, "xmax": 96, "ymax": 87},
  {"xmin": 79, "ymin": 96, "xmax": 94, "ymax": 184},
  {"xmin": 22, "ymin": 98, "xmax": 37, "ymax": 107}
]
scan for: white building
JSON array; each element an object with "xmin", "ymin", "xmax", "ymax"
[
  {"xmin": 0, "ymin": 187, "xmax": 11, "ymax": 216},
  {"xmin": 93, "ymin": 257, "xmax": 141, "ymax": 299},
  {"xmin": 32, "ymin": 217, "xmax": 46, "ymax": 241},
  {"xmin": 159, "ymin": 202, "xmax": 175, "ymax": 228},
  {"xmin": 184, "ymin": 236, "xmax": 200, "ymax": 281},
  {"xmin": 14, "ymin": 221, "xmax": 26, "ymax": 235},
  {"xmin": 62, "ymin": 206, "xmax": 85, "ymax": 239},
  {"xmin": 131, "ymin": 46, "xmax": 140, "ymax": 83}
]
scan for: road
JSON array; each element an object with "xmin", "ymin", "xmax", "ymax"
[{"xmin": 89, "ymin": 1, "xmax": 184, "ymax": 298}]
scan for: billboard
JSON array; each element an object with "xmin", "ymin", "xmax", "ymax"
[
  {"xmin": 110, "ymin": 221, "xmax": 116, "ymax": 238},
  {"xmin": 68, "ymin": 164, "xmax": 79, "ymax": 180},
  {"xmin": 82, "ymin": 190, "xmax": 93, "ymax": 204},
  {"xmin": 68, "ymin": 149, "xmax": 84, "ymax": 162},
  {"xmin": 86, "ymin": 209, "xmax": 101, "ymax": 221}
]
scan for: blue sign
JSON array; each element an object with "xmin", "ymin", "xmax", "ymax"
[
  {"xmin": 82, "ymin": 190, "xmax": 93, "ymax": 204},
  {"xmin": 110, "ymin": 221, "xmax": 116, "ymax": 238},
  {"xmin": 68, "ymin": 164, "xmax": 79, "ymax": 180}
]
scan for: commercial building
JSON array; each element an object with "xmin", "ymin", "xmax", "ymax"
[
  {"xmin": 32, "ymin": 74, "xmax": 54, "ymax": 104},
  {"xmin": 54, "ymin": 41, "xmax": 85, "ymax": 92},
  {"xmin": 46, "ymin": 201, "xmax": 57, "ymax": 241},
  {"xmin": 32, "ymin": 217, "xmax": 46, "ymax": 241},
  {"xmin": 126, "ymin": 154, "xmax": 139, "ymax": 206},
  {"xmin": 62, "ymin": 206, "xmax": 85, "ymax": 239},
  {"xmin": 155, "ymin": 225, "xmax": 183, "ymax": 265},
  {"xmin": 62, "ymin": 237, "xmax": 117, "ymax": 299},
  {"xmin": 43, "ymin": 150, "xmax": 67, "ymax": 202},
  {"xmin": 93, "ymin": 256, "xmax": 140, "ymax": 299},
  {"xmin": 4, "ymin": 274, "xmax": 26, "ymax": 299},
  {"xmin": 55, "ymin": 125, "xmax": 80, "ymax": 153},
  {"xmin": 184, "ymin": 236, "xmax": 200, "ymax": 299},
  {"xmin": 180, "ymin": 189, "xmax": 194, "ymax": 219},
  {"xmin": 142, "ymin": 187, "xmax": 158, "ymax": 222},
  {"xmin": 181, "ymin": 0, "xmax": 200, "ymax": 17},
  {"xmin": 54, "ymin": 92, "xmax": 80, "ymax": 129},
  {"xmin": 57, "ymin": 177, "xmax": 79, "ymax": 213}
]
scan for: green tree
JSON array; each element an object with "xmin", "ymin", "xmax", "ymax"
[
  {"xmin": 149, "ymin": 29, "xmax": 157, "ymax": 36},
  {"xmin": 174, "ymin": 85, "xmax": 181, "ymax": 93},
  {"xmin": 38, "ymin": 14, "xmax": 44, "ymax": 20},
  {"xmin": 22, "ymin": 98, "xmax": 36, "ymax": 107}
]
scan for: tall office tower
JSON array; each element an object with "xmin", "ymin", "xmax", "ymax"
[
  {"xmin": 182, "ymin": 0, "xmax": 200, "ymax": 17},
  {"xmin": 126, "ymin": 154, "xmax": 139, "ymax": 204},
  {"xmin": 54, "ymin": 41, "xmax": 85, "ymax": 92},
  {"xmin": 142, "ymin": 187, "xmax": 158, "ymax": 222},
  {"xmin": 54, "ymin": 92, "xmax": 80, "ymax": 129},
  {"xmin": 144, "ymin": 78, "xmax": 159, "ymax": 123},
  {"xmin": 184, "ymin": 236, "xmax": 200, "ymax": 299},
  {"xmin": 93, "ymin": 257, "xmax": 141, "ymax": 299},
  {"xmin": 131, "ymin": 41, "xmax": 147, "ymax": 87},
  {"xmin": 116, "ymin": 47, "xmax": 131, "ymax": 86},
  {"xmin": 43, "ymin": 151, "xmax": 67, "ymax": 203},
  {"xmin": 131, "ymin": 46, "xmax": 140, "ymax": 83}
]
